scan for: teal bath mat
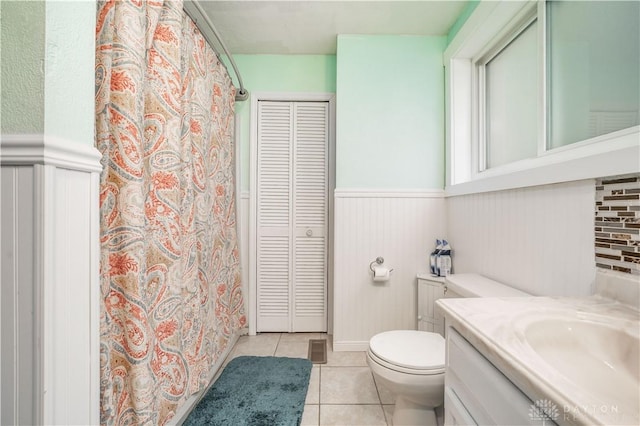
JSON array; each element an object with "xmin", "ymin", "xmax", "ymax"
[{"xmin": 184, "ymin": 356, "xmax": 312, "ymax": 426}]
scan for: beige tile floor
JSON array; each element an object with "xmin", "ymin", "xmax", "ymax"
[{"xmin": 222, "ymin": 333, "xmax": 396, "ymax": 426}]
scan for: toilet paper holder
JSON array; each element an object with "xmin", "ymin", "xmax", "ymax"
[{"xmin": 369, "ymin": 257, "xmax": 393, "ymax": 273}]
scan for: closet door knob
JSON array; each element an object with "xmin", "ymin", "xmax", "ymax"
[{"xmin": 306, "ymin": 229, "xmax": 313, "ymax": 237}]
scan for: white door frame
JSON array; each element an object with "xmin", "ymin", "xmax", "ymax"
[{"xmin": 248, "ymin": 92, "xmax": 336, "ymax": 335}]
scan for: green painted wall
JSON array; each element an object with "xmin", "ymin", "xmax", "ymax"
[
  {"xmin": 336, "ymin": 35, "xmax": 446, "ymax": 189},
  {"xmin": 1, "ymin": 0, "xmax": 46, "ymax": 133},
  {"xmin": 1, "ymin": 0, "xmax": 95, "ymax": 146},
  {"xmin": 227, "ymin": 55, "xmax": 337, "ymax": 191},
  {"xmin": 44, "ymin": 0, "xmax": 96, "ymax": 144}
]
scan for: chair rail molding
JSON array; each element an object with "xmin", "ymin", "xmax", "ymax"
[
  {"xmin": 1, "ymin": 134, "xmax": 102, "ymax": 426},
  {"xmin": 1, "ymin": 133, "xmax": 103, "ymax": 172}
]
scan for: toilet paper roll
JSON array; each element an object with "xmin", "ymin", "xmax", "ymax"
[{"xmin": 372, "ymin": 266, "xmax": 390, "ymax": 282}]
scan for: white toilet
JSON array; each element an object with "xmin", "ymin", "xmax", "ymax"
[{"xmin": 367, "ymin": 273, "xmax": 530, "ymax": 425}]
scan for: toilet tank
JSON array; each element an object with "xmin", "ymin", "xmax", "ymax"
[{"xmin": 444, "ymin": 273, "xmax": 530, "ymax": 298}]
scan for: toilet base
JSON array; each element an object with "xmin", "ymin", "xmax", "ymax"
[{"xmin": 392, "ymin": 396, "xmax": 437, "ymax": 426}]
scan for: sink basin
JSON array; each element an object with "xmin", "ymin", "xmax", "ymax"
[{"xmin": 522, "ymin": 316, "xmax": 640, "ymax": 417}]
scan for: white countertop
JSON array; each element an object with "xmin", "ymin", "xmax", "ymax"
[
  {"xmin": 416, "ymin": 272, "xmax": 446, "ymax": 282},
  {"xmin": 437, "ymin": 296, "xmax": 640, "ymax": 426}
]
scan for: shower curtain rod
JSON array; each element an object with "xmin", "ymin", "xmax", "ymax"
[{"xmin": 183, "ymin": 0, "xmax": 249, "ymax": 102}]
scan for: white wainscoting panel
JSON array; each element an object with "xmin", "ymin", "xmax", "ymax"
[
  {"xmin": 47, "ymin": 167, "xmax": 97, "ymax": 424},
  {"xmin": 1, "ymin": 135, "xmax": 102, "ymax": 425},
  {"xmin": 239, "ymin": 191, "xmax": 250, "ymax": 323},
  {"xmin": 332, "ymin": 190, "xmax": 446, "ymax": 351},
  {"xmin": 446, "ymin": 179, "xmax": 596, "ymax": 296},
  {"xmin": 1, "ymin": 166, "xmax": 37, "ymax": 425}
]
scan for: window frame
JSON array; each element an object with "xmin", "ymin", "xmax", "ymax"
[
  {"xmin": 445, "ymin": 0, "xmax": 640, "ymax": 196},
  {"xmin": 475, "ymin": 7, "xmax": 539, "ymax": 172}
]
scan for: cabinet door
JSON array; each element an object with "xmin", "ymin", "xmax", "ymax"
[
  {"xmin": 444, "ymin": 388, "xmax": 477, "ymax": 425},
  {"xmin": 418, "ymin": 279, "xmax": 445, "ymax": 334},
  {"xmin": 445, "ymin": 329, "xmax": 547, "ymax": 425}
]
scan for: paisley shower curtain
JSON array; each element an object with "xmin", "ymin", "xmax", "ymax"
[{"xmin": 95, "ymin": 1, "xmax": 246, "ymax": 424}]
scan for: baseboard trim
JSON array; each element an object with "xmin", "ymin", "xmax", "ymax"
[{"xmin": 332, "ymin": 340, "xmax": 370, "ymax": 352}]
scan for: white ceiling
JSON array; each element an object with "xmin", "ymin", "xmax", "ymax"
[{"xmin": 196, "ymin": 0, "xmax": 469, "ymax": 54}]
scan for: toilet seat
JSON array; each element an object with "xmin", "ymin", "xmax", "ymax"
[{"xmin": 368, "ymin": 330, "xmax": 445, "ymax": 375}]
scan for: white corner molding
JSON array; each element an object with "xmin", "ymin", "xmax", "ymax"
[{"xmin": 1, "ymin": 134, "xmax": 102, "ymax": 426}]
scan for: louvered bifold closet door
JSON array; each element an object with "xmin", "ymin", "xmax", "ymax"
[
  {"xmin": 257, "ymin": 101, "xmax": 293, "ymax": 331},
  {"xmin": 257, "ymin": 101, "xmax": 328, "ymax": 332},
  {"xmin": 293, "ymin": 102, "xmax": 328, "ymax": 332}
]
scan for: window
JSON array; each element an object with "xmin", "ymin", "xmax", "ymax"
[
  {"xmin": 445, "ymin": 0, "xmax": 640, "ymax": 193},
  {"xmin": 547, "ymin": 0, "xmax": 640, "ymax": 149},
  {"xmin": 480, "ymin": 17, "xmax": 538, "ymax": 169}
]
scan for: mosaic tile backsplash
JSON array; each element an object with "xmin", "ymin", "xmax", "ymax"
[{"xmin": 595, "ymin": 174, "xmax": 640, "ymax": 275}]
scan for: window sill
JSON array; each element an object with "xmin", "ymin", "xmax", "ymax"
[{"xmin": 445, "ymin": 126, "xmax": 639, "ymax": 197}]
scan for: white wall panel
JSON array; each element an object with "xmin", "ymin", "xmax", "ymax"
[
  {"xmin": 1, "ymin": 135, "xmax": 101, "ymax": 426},
  {"xmin": 239, "ymin": 192, "xmax": 250, "ymax": 321},
  {"xmin": 446, "ymin": 180, "xmax": 595, "ymax": 296},
  {"xmin": 333, "ymin": 190, "xmax": 446, "ymax": 351},
  {"xmin": 1, "ymin": 166, "xmax": 37, "ymax": 425},
  {"xmin": 47, "ymin": 168, "xmax": 94, "ymax": 424}
]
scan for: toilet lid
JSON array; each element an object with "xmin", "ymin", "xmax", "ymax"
[{"xmin": 369, "ymin": 330, "xmax": 445, "ymax": 370}]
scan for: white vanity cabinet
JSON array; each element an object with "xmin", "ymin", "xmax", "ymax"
[
  {"xmin": 417, "ymin": 274, "xmax": 446, "ymax": 335},
  {"xmin": 444, "ymin": 327, "xmax": 557, "ymax": 426}
]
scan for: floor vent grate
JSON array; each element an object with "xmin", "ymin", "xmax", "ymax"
[{"xmin": 307, "ymin": 339, "xmax": 327, "ymax": 364}]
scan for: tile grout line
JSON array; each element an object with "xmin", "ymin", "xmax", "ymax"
[
  {"xmin": 318, "ymin": 364, "xmax": 322, "ymax": 406},
  {"xmin": 318, "ymin": 363, "xmax": 322, "ymax": 425},
  {"xmin": 370, "ymin": 371, "xmax": 389, "ymax": 425},
  {"xmin": 272, "ymin": 332, "xmax": 283, "ymax": 356},
  {"xmin": 319, "ymin": 403, "xmax": 389, "ymax": 406},
  {"xmin": 241, "ymin": 334, "xmax": 391, "ymax": 425}
]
